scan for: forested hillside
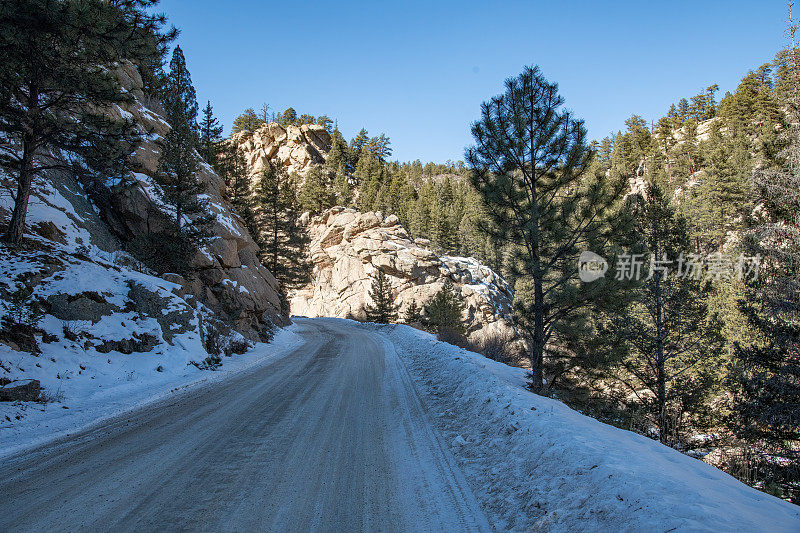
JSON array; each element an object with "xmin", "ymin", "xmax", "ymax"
[{"xmin": 208, "ymin": 37, "xmax": 800, "ymax": 502}]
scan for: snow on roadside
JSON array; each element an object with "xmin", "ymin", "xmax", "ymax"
[
  {"xmin": 383, "ymin": 325, "xmax": 800, "ymax": 532},
  {"xmin": 0, "ymin": 325, "xmax": 304, "ymax": 460}
]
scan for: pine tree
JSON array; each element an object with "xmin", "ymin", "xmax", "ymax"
[
  {"xmin": 216, "ymin": 142, "xmax": 252, "ymax": 224},
  {"xmin": 232, "ymin": 108, "xmax": 263, "ymax": 134},
  {"xmin": 333, "ymin": 169, "xmax": 353, "ymax": 207},
  {"xmin": 348, "ymin": 128, "xmax": 370, "ymax": 168},
  {"xmin": 199, "ymin": 100, "xmax": 223, "ymax": 166},
  {"xmin": 730, "ymin": 15, "xmax": 800, "ymax": 502},
  {"xmin": 367, "ymin": 133, "xmax": 392, "ymax": 163},
  {"xmin": 298, "ymin": 166, "xmax": 335, "ymax": 215},
  {"xmin": 316, "ymin": 115, "xmax": 334, "ymax": 132},
  {"xmin": 677, "ymin": 98, "xmax": 691, "ymax": 122},
  {"xmin": 255, "ymin": 162, "xmax": 311, "ymax": 291},
  {"xmin": 0, "ymin": 0, "xmax": 174, "ymax": 244},
  {"xmin": 403, "ymin": 300, "xmax": 423, "ymax": 324},
  {"xmin": 698, "ymin": 124, "xmax": 750, "ymax": 251},
  {"xmin": 354, "ymin": 147, "xmax": 383, "ymax": 209},
  {"xmin": 156, "ymin": 46, "xmax": 211, "ymax": 249},
  {"xmin": 280, "ymin": 107, "xmax": 298, "ymax": 126},
  {"xmin": 364, "ymin": 269, "xmax": 397, "ymax": 323},
  {"xmin": 423, "ymin": 284, "xmax": 466, "ymax": 336},
  {"xmin": 602, "ymin": 183, "xmax": 723, "ymax": 445},
  {"xmin": 325, "ymin": 128, "xmax": 352, "ymax": 205},
  {"xmin": 466, "ymin": 65, "xmax": 626, "ymax": 391}
]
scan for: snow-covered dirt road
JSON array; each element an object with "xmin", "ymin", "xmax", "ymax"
[
  {"xmin": 0, "ymin": 318, "xmax": 490, "ymax": 532},
  {"xmin": 3, "ymin": 318, "xmax": 799, "ymax": 532}
]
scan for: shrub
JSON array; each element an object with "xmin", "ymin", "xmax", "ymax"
[
  {"xmin": 436, "ymin": 326, "xmax": 469, "ymax": 349},
  {"xmin": 470, "ymin": 330, "xmax": 519, "ymax": 365}
]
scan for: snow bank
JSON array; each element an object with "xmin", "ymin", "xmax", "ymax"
[
  {"xmin": 384, "ymin": 325, "xmax": 800, "ymax": 532},
  {"xmin": 0, "ymin": 325, "xmax": 304, "ymax": 459}
]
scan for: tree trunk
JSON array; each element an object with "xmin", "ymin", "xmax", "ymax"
[
  {"xmin": 654, "ymin": 275, "xmax": 668, "ymax": 444},
  {"xmin": 2, "ymin": 144, "xmax": 35, "ymax": 245},
  {"xmin": 530, "ymin": 276, "xmax": 545, "ymax": 392}
]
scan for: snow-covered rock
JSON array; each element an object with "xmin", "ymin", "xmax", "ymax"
[
  {"xmin": 0, "ymin": 60, "xmax": 290, "ymax": 433},
  {"xmin": 0, "ymin": 60, "xmax": 285, "ymax": 342},
  {"xmin": 290, "ymin": 207, "xmax": 519, "ymax": 345}
]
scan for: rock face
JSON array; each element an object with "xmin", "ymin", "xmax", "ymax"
[
  {"xmin": 109, "ymin": 62, "xmax": 286, "ymax": 339},
  {"xmin": 0, "ymin": 61, "xmax": 285, "ymax": 342},
  {"xmin": 233, "ymin": 122, "xmax": 331, "ymax": 177},
  {"xmin": 290, "ymin": 207, "xmax": 518, "ymax": 344}
]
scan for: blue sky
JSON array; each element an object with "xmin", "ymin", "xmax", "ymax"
[{"xmin": 159, "ymin": 0, "xmax": 788, "ymax": 163}]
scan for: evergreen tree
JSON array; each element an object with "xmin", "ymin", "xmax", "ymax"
[
  {"xmin": 403, "ymin": 300, "xmax": 423, "ymax": 324},
  {"xmin": 280, "ymin": 107, "xmax": 298, "ymax": 126},
  {"xmin": 601, "ymin": 183, "xmax": 723, "ymax": 445},
  {"xmin": 348, "ymin": 128, "xmax": 370, "ymax": 168},
  {"xmin": 255, "ymin": 162, "xmax": 311, "ymax": 291},
  {"xmin": 156, "ymin": 46, "xmax": 211, "ymax": 249},
  {"xmin": 730, "ymin": 20, "xmax": 800, "ymax": 501},
  {"xmin": 677, "ymin": 98, "xmax": 691, "ymax": 122},
  {"xmin": 466, "ymin": 65, "xmax": 626, "ymax": 391},
  {"xmin": 216, "ymin": 142, "xmax": 252, "ymax": 223},
  {"xmin": 325, "ymin": 128, "xmax": 353, "ymax": 205},
  {"xmin": 367, "ymin": 133, "xmax": 392, "ymax": 163},
  {"xmin": 298, "ymin": 166, "xmax": 335, "ymax": 215},
  {"xmin": 354, "ymin": 147, "xmax": 384, "ymax": 209},
  {"xmin": 364, "ymin": 269, "xmax": 397, "ymax": 323},
  {"xmin": 334, "ymin": 170, "xmax": 353, "ymax": 207},
  {"xmin": 199, "ymin": 100, "xmax": 223, "ymax": 166},
  {"xmin": 697, "ymin": 125, "xmax": 750, "ymax": 251},
  {"xmin": 316, "ymin": 115, "xmax": 334, "ymax": 132},
  {"xmin": 232, "ymin": 108, "xmax": 263, "ymax": 134},
  {"xmin": 0, "ymin": 0, "xmax": 174, "ymax": 244},
  {"xmin": 423, "ymin": 284, "xmax": 466, "ymax": 336}
]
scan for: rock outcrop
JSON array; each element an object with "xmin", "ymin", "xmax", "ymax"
[
  {"xmin": 233, "ymin": 122, "xmax": 332, "ymax": 177},
  {"xmin": 108, "ymin": 62, "xmax": 286, "ymax": 339},
  {"xmin": 290, "ymin": 207, "xmax": 519, "ymax": 344},
  {"xmin": 0, "ymin": 60, "xmax": 285, "ymax": 342}
]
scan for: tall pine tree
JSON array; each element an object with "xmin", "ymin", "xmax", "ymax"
[
  {"xmin": 602, "ymin": 183, "xmax": 723, "ymax": 445},
  {"xmin": 730, "ymin": 14, "xmax": 800, "ymax": 502},
  {"xmin": 255, "ymin": 162, "xmax": 310, "ymax": 292},
  {"xmin": 466, "ymin": 65, "xmax": 626, "ymax": 391},
  {"xmin": 0, "ymin": 0, "xmax": 174, "ymax": 244},
  {"xmin": 156, "ymin": 46, "xmax": 211, "ymax": 252},
  {"xmin": 199, "ymin": 100, "xmax": 223, "ymax": 166},
  {"xmin": 364, "ymin": 269, "xmax": 397, "ymax": 323}
]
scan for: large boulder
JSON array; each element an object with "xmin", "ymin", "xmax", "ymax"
[
  {"xmin": 290, "ymin": 207, "xmax": 519, "ymax": 345},
  {"xmin": 0, "ymin": 379, "xmax": 41, "ymax": 402}
]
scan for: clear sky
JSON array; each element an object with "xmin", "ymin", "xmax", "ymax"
[{"xmin": 158, "ymin": 0, "xmax": 789, "ymax": 163}]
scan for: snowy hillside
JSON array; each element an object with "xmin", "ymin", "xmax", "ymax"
[
  {"xmin": 383, "ymin": 324, "xmax": 800, "ymax": 531},
  {"xmin": 0, "ymin": 166, "xmax": 302, "ymax": 453}
]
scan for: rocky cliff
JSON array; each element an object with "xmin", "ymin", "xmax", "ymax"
[
  {"xmin": 232, "ymin": 122, "xmax": 332, "ymax": 177},
  {"xmin": 0, "ymin": 60, "xmax": 285, "ymax": 349},
  {"xmin": 290, "ymin": 207, "xmax": 519, "ymax": 344}
]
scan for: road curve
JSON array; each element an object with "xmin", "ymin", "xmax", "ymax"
[{"xmin": 0, "ymin": 318, "xmax": 490, "ymax": 532}]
